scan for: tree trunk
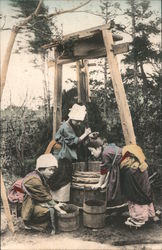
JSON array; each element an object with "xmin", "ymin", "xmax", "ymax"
[
  {"xmin": 0, "ymin": 27, "xmax": 18, "ymax": 102},
  {"xmin": 0, "ymin": 0, "xmax": 43, "ymax": 102}
]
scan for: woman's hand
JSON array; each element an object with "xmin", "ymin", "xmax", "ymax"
[
  {"xmin": 54, "ymin": 203, "xmax": 67, "ymax": 214},
  {"xmin": 91, "ymin": 183, "xmax": 101, "ymax": 190},
  {"xmin": 80, "ymin": 127, "xmax": 91, "ymax": 141},
  {"xmin": 100, "ymin": 182, "xmax": 107, "ymax": 190},
  {"xmin": 85, "ymin": 127, "xmax": 91, "ymax": 136}
]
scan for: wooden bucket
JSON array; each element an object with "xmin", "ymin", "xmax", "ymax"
[
  {"xmin": 83, "ymin": 199, "xmax": 106, "ymax": 228},
  {"xmin": 72, "ymin": 161, "xmax": 100, "ymax": 172},
  {"xmin": 57, "ymin": 204, "xmax": 79, "ymax": 232},
  {"xmin": 71, "ymin": 161, "xmax": 104, "ymax": 207}
]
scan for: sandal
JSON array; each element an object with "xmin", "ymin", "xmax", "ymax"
[{"xmin": 125, "ymin": 217, "xmax": 145, "ymax": 228}]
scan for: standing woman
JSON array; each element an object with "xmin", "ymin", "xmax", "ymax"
[{"xmin": 48, "ymin": 104, "xmax": 91, "ymax": 203}]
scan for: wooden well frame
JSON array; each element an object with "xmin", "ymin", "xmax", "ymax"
[{"xmin": 44, "ymin": 23, "xmax": 136, "ymax": 145}]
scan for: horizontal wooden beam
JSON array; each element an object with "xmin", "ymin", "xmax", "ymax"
[
  {"xmin": 48, "ymin": 42, "xmax": 130, "ymax": 67},
  {"xmin": 48, "ymin": 58, "xmax": 80, "ymax": 67},
  {"xmin": 64, "ymin": 23, "xmax": 111, "ymax": 40},
  {"xmin": 112, "ymin": 42, "xmax": 130, "ymax": 55},
  {"xmin": 42, "ymin": 24, "xmax": 123, "ymax": 50},
  {"xmin": 71, "ymin": 63, "xmax": 96, "ymax": 68}
]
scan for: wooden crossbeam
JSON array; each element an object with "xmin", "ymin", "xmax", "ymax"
[
  {"xmin": 112, "ymin": 42, "xmax": 130, "ymax": 55},
  {"xmin": 47, "ymin": 42, "xmax": 130, "ymax": 67},
  {"xmin": 70, "ymin": 63, "xmax": 96, "ymax": 68}
]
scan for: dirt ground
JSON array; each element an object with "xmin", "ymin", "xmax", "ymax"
[{"xmin": 1, "ymin": 204, "xmax": 162, "ymax": 250}]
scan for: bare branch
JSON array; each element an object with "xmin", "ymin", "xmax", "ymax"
[
  {"xmin": 47, "ymin": 0, "xmax": 92, "ymax": 19},
  {"xmin": 1, "ymin": 28, "xmax": 11, "ymax": 31},
  {"xmin": 34, "ymin": 0, "xmax": 43, "ymax": 15},
  {"xmin": 0, "ymin": 16, "xmax": 7, "ymax": 30},
  {"xmin": 14, "ymin": 0, "xmax": 43, "ymax": 31}
]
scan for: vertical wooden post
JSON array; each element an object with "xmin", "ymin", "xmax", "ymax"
[
  {"xmin": 102, "ymin": 29, "xmax": 136, "ymax": 145},
  {"xmin": 83, "ymin": 59, "xmax": 91, "ymax": 102},
  {"xmin": 1, "ymin": 173, "xmax": 15, "ymax": 233},
  {"xmin": 76, "ymin": 60, "xmax": 82, "ymax": 103},
  {"xmin": 53, "ymin": 49, "xmax": 62, "ymax": 137},
  {"xmin": 76, "ymin": 60, "xmax": 90, "ymax": 104}
]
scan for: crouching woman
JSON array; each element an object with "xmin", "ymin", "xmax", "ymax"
[
  {"xmin": 21, "ymin": 154, "xmax": 66, "ymax": 234},
  {"xmin": 87, "ymin": 137, "xmax": 158, "ymax": 228}
]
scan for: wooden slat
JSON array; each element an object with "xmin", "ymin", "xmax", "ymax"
[
  {"xmin": 112, "ymin": 42, "xmax": 130, "ymax": 55},
  {"xmin": 63, "ymin": 23, "xmax": 111, "ymax": 40},
  {"xmin": 72, "ymin": 176, "xmax": 99, "ymax": 184},
  {"xmin": 71, "ymin": 182, "xmax": 95, "ymax": 189},
  {"xmin": 74, "ymin": 171, "xmax": 100, "ymax": 178}
]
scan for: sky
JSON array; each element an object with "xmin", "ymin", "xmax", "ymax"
[{"xmin": 0, "ymin": 0, "xmax": 161, "ymax": 109}]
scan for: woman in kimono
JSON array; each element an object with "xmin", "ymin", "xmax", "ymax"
[
  {"xmin": 21, "ymin": 154, "xmax": 66, "ymax": 234},
  {"xmin": 88, "ymin": 137, "xmax": 158, "ymax": 228},
  {"xmin": 48, "ymin": 104, "xmax": 91, "ymax": 202}
]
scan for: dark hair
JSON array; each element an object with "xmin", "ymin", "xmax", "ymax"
[
  {"xmin": 38, "ymin": 167, "xmax": 46, "ymax": 171},
  {"xmin": 87, "ymin": 137, "xmax": 103, "ymax": 148}
]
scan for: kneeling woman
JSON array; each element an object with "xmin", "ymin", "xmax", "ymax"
[{"xmin": 21, "ymin": 154, "xmax": 66, "ymax": 234}]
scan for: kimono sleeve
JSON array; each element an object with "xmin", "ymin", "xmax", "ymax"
[
  {"xmin": 23, "ymin": 177, "xmax": 52, "ymax": 203},
  {"xmin": 100, "ymin": 152, "xmax": 112, "ymax": 175},
  {"xmin": 55, "ymin": 123, "xmax": 79, "ymax": 147}
]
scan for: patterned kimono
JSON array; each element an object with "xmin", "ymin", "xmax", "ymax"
[
  {"xmin": 48, "ymin": 120, "xmax": 81, "ymax": 202},
  {"xmin": 21, "ymin": 171, "xmax": 56, "ymax": 232},
  {"xmin": 120, "ymin": 145, "xmax": 155, "ymax": 223},
  {"xmin": 100, "ymin": 143, "xmax": 123, "ymax": 205},
  {"xmin": 101, "ymin": 144, "xmax": 155, "ymax": 223}
]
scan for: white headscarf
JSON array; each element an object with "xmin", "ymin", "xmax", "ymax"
[
  {"xmin": 68, "ymin": 104, "xmax": 87, "ymax": 121},
  {"xmin": 36, "ymin": 153, "xmax": 58, "ymax": 170}
]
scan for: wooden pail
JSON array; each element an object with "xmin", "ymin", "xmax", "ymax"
[
  {"xmin": 83, "ymin": 199, "xmax": 106, "ymax": 228},
  {"xmin": 72, "ymin": 161, "xmax": 100, "ymax": 172},
  {"xmin": 71, "ymin": 161, "xmax": 104, "ymax": 207},
  {"xmin": 57, "ymin": 204, "xmax": 79, "ymax": 232}
]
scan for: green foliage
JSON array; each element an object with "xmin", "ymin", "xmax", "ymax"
[
  {"xmin": 122, "ymin": 0, "xmax": 161, "ymax": 169},
  {"xmin": 1, "ymin": 104, "xmax": 53, "ymax": 177},
  {"xmin": 9, "ymin": 0, "xmax": 60, "ymax": 53},
  {"xmin": 62, "ymin": 87, "xmax": 78, "ymax": 121}
]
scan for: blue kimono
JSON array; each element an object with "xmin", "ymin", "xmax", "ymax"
[
  {"xmin": 54, "ymin": 121, "xmax": 80, "ymax": 160},
  {"xmin": 48, "ymin": 121, "xmax": 81, "ymax": 191}
]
